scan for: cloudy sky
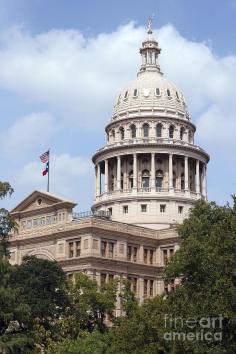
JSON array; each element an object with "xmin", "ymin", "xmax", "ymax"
[{"xmin": 1, "ymin": 0, "xmax": 236, "ymax": 211}]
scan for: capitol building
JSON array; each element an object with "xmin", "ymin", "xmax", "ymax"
[{"xmin": 9, "ymin": 23, "xmax": 209, "ymax": 313}]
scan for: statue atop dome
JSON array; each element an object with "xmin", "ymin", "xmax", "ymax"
[{"xmin": 146, "ymin": 16, "xmax": 154, "ymax": 34}]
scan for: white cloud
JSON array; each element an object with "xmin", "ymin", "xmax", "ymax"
[{"xmin": 3, "ymin": 112, "xmax": 54, "ymax": 154}]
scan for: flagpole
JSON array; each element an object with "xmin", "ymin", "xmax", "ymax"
[{"xmin": 47, "ymin": 149, "xmax": 50, "ymax": 192}]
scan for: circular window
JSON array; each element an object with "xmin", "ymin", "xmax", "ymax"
[{"xmin": 37, "ymin": 198, "xmax": 42, "ymax": 205}]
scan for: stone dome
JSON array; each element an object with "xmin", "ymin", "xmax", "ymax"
[
  {"xmin": 112, "ymin": 22, "xmax": 190, "ymax": 121},
  {"xmin": 113, "ymin": 70, "xmax": 188, "ymax": 119}
]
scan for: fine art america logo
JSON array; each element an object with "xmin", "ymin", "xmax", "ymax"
[{"xmin": 164, "ymin": 314, "xmax": 223, "ymax": 342}]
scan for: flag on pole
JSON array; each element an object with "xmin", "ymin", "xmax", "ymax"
[{"xmin": 39, "ymin": 150, "xmax": 50, "ymax": 192}]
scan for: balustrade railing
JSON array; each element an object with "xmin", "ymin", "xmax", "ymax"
[{"xmin": 73, "ymin": 210, "xmax": 111, "ymax": 220}]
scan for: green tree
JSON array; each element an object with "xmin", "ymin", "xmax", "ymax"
[
  {"xmin": 10, "ymin": 256, "xmax": 68, "ymax": 329},
  {"xmin": 164, "ymin": 199, "xmax": 236, "ymax": 353},
  {"xmin": 0, "ymin": 181, "xmax": 15, "ymax": 258},
  {"xmin": 60, "ymin": 273, "xmax": 118, "ymax": 338},
  {"xmin": 0, "ymin": 258, "xmax": 33, "ymax": 353}
]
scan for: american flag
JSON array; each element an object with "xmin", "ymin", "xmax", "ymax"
[{"xmin": 40, "ymin": 150, "xmax": 49, "ymax": 163}]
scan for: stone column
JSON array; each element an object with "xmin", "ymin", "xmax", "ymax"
[
  {"xmin": 196, "ymin": 160, "xmax": 200, "ymax": 195},
  {"xmin": 96, "ymin": 163, "xmax": 101, "ymax": 196},
  {"xmin": 104, "ymin": 159, "xmax": 108, "ymax": 193},
  {"xmin": 133, "ymin": 153, "xmax": 138, "ymax": 190},
  {"xmin": 168, "ymin": 154, "xmax": 173, "ymax": 192},
  {"xmin": 117, "ymin": 156, "xmax": 121, "ymax": 191},
  {"xmin": 202, "ymin": 164, "xmax": 207, "ymax": 199},
  {"xmin": 184, "ymin": 156, "xmax": 189, "ymax": 192},
  {"xmin": 151, "ymin": 152, "xmax": 155, "ymax": 190}
]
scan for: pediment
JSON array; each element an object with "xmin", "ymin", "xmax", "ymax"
[{"xmin": 11, "ymin": 190, "xmax": 76, "ymax": 214}]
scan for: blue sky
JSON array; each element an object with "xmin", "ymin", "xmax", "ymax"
[{"xmin": 1, "ymin": 0, "xmax": 236, "ymax": 211}]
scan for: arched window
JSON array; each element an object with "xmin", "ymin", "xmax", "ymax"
[
  {"xmin": 130, "ymin": 124, "xmax": 136, "ymax": 138},
  {"xmin": 124, "ymin": 91, "xmax": 128, "ymax": 99},
  {"xmin": 142, "ymin": 169, "xmax": 150, "ymax": 188},
  {"xmin": 120, "ymin": 127, "xmax": 125, "ymax": 140},
  {"xmin": 180, "ymin": 127, "xmax": 185, "ymax": 140},
  {"xmin": 133, "ymin": 89, "xmax": 138, "ymax": 97},
  {"xmin": 156, "ymin": 88, "xmax": 160, "ymax": 96},
  {"xmin": 129, "ymin": 171, "xmax": 133, "ymax": 189},
  {"xmin": 143, "ymin": 123, "xmax": 149, "ymax": 138},
  {"xmin": 156, "ymin": 169, "xmax": 163, "ymax": 189},
  {"xmin": 181, "ymin": 173, "xmax": 185, "ymax": 190},
  {"xmin": 176, "ymin": 91, "xmax": 179, "ymax": 99},
  {"xmin": 173, "ymin": 171, "xmax": 176, "ymax": 188},
  {"xmin": 111, "ymin": 129, "xmax": 115, "ymax": 141},
  {"xmin": 169, "ymin": 125, "xmax": 174, "ymax": 138},
  {"xmin": 167, "ymin": 89, "xmax": 171, "ymax": 97},
  {"xmin": 156, "ymin": 123, "xmax": 162, "ymax": 138}
]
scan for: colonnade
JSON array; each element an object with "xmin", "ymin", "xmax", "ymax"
[{"xmin": 95, "ymin": 153, "xmax": 207, "ymax": 198}]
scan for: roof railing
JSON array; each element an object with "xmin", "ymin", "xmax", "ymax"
[{"xmin": 73, "ymin": 210, "xmax": 111, "ymax": 220}]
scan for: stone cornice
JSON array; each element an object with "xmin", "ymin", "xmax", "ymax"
[
  {"xmin": 59, "ymin": 255, "xmax": 165, "ymax": 275},
  {"xmin": 92, "ymin": 141, "xmax": 210, "ymax": 164},
  {"xmin": 9, "ymin": 217, "xmax": 179, "ymax": 246}
]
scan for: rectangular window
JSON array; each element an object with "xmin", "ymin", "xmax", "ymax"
[
  {"xmin": 127, "ymin": 245, "xmax": 132, "ymax": 261},
  {"xmin": 160, "ymin": 204, "xmax": 166, "ymax": 213},
  {"xmin": 178, "ymin": 206, "xmax": 184, "ymax": 214},
  {"xmin": 169, "ymin": 248, "xmax": 174, "ymax": 258},
  {"xmin": 144, "ymin": 249, "xmax": 148, "ymax": 264},
  {"xmin": 123, "ymin": 205, "xmax": 128, "ymax": 214},
  {"xmin": 108, "ymin": 207, "xmax": 112, "ymax": 215},
  {"xmin": 108, "ymin": 242, "xmax": 114, "ymax": 258},
  {"xmin": 141, "ymin": 204, "xmax": 147, "ymax": 213},
  {"xmin": 76, "ymin": 240, "xmax": 81, "ymax": 257},
  {"xmin": 133, "ymin": 247, "xmax": 137, "ymax": 262},
  {"xmin": 68, "ymin": 242, "xmax": 74, "ymax": 258},
  {"xmin": 101, "ymin": 241, "xmax": 107, "ymax": 257},
  {"xmin": 144, "ymin": 279, "xmax": 148, "ymax": 296},
  {"xmin": 150, "ymin": 280, "xmax": 154, "ymax": 296},
  {"xmin": 150, "ymin": 249, "xmax": 154, "ymax": 264},
  {"xmin": 163, "ymin": 249, "xmax": 168, "ymax": 265}
]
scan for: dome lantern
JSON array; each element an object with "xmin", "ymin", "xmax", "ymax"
[{"xmin": 139, "ymin": 17, "xmax": 162, "ymax": 74}]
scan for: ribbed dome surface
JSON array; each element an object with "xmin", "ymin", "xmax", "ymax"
[{"xmin": 113, "ymin": 71, "xmax": 188, "ymax": 118}]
